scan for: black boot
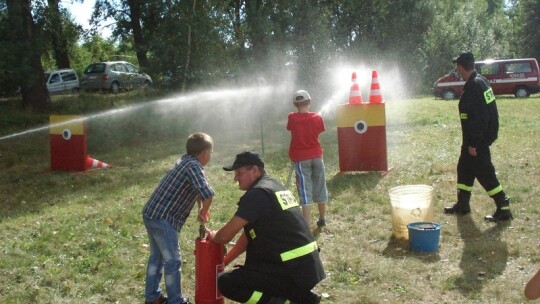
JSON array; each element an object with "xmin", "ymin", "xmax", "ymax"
[
  {"xmin": 444, "ymin": 190, "xmax": 471, "ymax": 215},
  {"xmin": 485, "ymin": 197, "xmax": 513, "ymax": 222}
]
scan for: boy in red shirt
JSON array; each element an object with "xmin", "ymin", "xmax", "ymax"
[{"xmin": 287, "ymin": 90, "xmax": 328, "ymax": 228}]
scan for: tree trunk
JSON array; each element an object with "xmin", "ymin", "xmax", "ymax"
[
  {"xmin": 6, "ymin": 0, "xmax": 50, "ymax": 110},
  {"xmin": 126, "ymin": 0, "xmax": 149, "ymax": 69},
  {"xmin": 47, "ymin": 0, "xmax": 70, "ymax": 69},
  {"xmin": 182, "ymin": 0, "xmax": 196, "ymax": 92},
  {"xmin": 245, "ymin": 0, "xmax": 266, "ymax": 65}
]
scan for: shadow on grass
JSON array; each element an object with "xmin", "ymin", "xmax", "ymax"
[
  {"xmin": 381, "ymin": 235, "xmax": 441, "ymax": 262},
  {"xmin": 454, "ymin": 214, "xmax": 509, "ymax": 296},
  {"xmin": 326, "ymin": 171, "xmax": 383, "ymax": 197}
]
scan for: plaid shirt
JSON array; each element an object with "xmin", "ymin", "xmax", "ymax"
[{"xmin": 142, "ymin": 154, "xmax": 214, "ymax": 231}]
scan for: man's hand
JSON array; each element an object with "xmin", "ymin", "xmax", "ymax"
[
  {"xmin": 205, "ymin": 228, "xmax": 216, "ymax": 241},
  {"xmin": 468, "ymin": 146, "xmax": 477, "ymax": 156}
]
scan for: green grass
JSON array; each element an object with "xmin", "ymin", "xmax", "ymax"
[{"xmin": 1, "ymin": 91, "xmax": 540, "ymax": 303}]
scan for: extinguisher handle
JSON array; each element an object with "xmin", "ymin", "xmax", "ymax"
[{"xmin": 199, "ymin": 224, "xmax": 206, "ymax": 239}]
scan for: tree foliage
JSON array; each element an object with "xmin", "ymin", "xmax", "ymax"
[{"xmin": 0, "ymin": 0, "xmax": 539, "ymax": 103}]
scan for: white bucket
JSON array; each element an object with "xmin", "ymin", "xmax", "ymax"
[{"xmin": 389, "ymin": 185, "xmax": 434, "ymax": 239}]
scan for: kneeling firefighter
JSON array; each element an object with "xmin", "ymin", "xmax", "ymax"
[{"xmin": 206, "ymin": 151, "xmax": 325, "ymax": 304}]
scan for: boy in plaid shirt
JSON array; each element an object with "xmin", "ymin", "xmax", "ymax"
[{"xmin": 142, "ymin": 132, "xmax": 215, "ymax": 304}]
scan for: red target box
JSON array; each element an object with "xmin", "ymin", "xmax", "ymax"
[
  {"xmin": 336, "ymin": 103, "xmax": 388, "ymax": 172},
  {"xmin": 50, "ymin": 115, "xmax": 87, "ymax": 171}
]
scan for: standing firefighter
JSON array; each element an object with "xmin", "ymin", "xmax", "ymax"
[
  {"xmin": 444, "ymin": 51, "xmax": 513, "ymax": 222},
  {"xmin": 206, "ymin": 151, "xmax": 325, "ymax": 304}
]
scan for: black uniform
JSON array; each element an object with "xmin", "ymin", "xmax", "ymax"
[
  {"xmin": 457, "ymin": 71, "xmax": 506, "ymax": 202},
  {"xmin": 218, "ymin": 174, "xmax": 325, "ymax": 304}
]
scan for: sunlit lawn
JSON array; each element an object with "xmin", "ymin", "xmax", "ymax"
[{"xmin": 1, "ymin": 90, "xmax": 539, "ymax": 303}]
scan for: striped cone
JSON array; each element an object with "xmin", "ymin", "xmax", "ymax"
[
  {"xmin": 368, "ymin": 70, "xmax": 383, "ymax": 104},
  {"xmin": 349, "ymin": 72, "xmax": 364, "ymax": 104},
  {"xmin": 86, "ymin": 156, "xmax": 111, "ymax": 169}
]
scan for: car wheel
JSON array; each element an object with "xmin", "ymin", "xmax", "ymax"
[
  {"xmin": 111, "ymin": 82, "xmax": 120, "ymax": 94},
  {"xmin": 142, "ymin": 80, "xmax": 151, "ymax": 89},
  {"xmin": 72, "ymin": 87, "xmax": 80, "ymax": 94},
  {"xmin": 442, "ymin": 90, "xmax": 456, "ymax": 100},
  {"xmin": 515, "ymin": 87, "xmax": 529, "ymax": 98}
]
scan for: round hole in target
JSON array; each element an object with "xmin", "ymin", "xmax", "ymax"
[
  {"xmin": 62, "ymin": 129, "xmax": 72, "ymax": 140},
  {"xmin": 354, "ymin": 120, "xmax": 368, "ymax": 134}
]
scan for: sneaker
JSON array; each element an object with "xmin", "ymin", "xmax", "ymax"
[
  {"xmin": 484, "ymin": 208, "xmax": 513, "ymax": 222},
  {"xmin": 443, "ymin": 203, "xmax": 471, "ymax": 215},
  {"xmin": 145, "ymin": 294, "xmax": 167, "ymax": 304},
  {"xmin": 316, "ymin": 218, "xmax": 326, "ymax": 228}
]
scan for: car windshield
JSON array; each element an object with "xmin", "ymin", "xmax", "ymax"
[{"xmin": 84, "ymin": 63, "xmax": 106, "ymax": 74}]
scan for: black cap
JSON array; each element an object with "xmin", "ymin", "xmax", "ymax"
[
  {"xmin": 223, "ymin": 151, "xmax": 265, "ymax": 171},
  {"xmin": 453, "ymin": 51, "xmax": 475, "ymax": 66}
]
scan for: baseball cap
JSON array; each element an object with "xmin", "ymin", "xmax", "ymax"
[
  {"xmin": 453, "ymin": 51, "xmax": 475, "ymax": 66},
  {"xmin": 293, "ymin": 90, "xmax": 311, "ymax": 104},
  {"xmin": 223, "ymin": 151, "xmax": 265, "ymax": 171}
]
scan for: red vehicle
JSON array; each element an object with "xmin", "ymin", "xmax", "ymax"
[{"xmin": 433, "ymin": 58, "xmax": 540, "ymax": 100}]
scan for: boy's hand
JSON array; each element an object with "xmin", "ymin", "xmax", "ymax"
[{"xmin": 198, "ymin": 210, "xmax": 210, "ymax": 223}]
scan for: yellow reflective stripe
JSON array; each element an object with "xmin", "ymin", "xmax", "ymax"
[
  {"xmin": 457, "ymin": 184, "xmax": 473, "ymax": 192},
  {"xmin": 280, "ymin": 241, "xmax": 318, "ymax": 262},
  {"xmin": 484, "ymin": 88, "xmax": 495, "ymax": 104},
  {"xmin": 460, "ymin": 113, "xmax": 468, "ymax": 120},
  {"xmin": 249, "ymin": 229, "xmax": 256, "ymax": 240},
  {"xmin": 275, "ymin": 190, "xmax": 299, "ymax": 210},
  {"xmin": 487, "ymin": 185, "xmax": 503, "ymax": 196},
  {"xmin": 501, "ymin": 206, "xmax": 510, "ymax": 210},
  {"xmin": 245, "ymin": 291, "xmax": 263, "ymax": 304}
]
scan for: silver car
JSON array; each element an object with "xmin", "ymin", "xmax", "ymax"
[{"xmin": 81, "ymin": 61, "xmax": 152, "ymax": 93}]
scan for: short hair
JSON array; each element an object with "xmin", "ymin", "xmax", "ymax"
[
  {"xmin": 460, "ymin": 61, "xmax": 475, "ymax": 71},
  {"xmin": 294, "ymin": 100, "xmax": 311, "ymax": 107},
  {"xmin": 186, "ymin": 132, "xmax": 213, "ymax": 156},
  {"xmin": 242, "ymin": 165, "xmax": 266, "ymax": 177}
]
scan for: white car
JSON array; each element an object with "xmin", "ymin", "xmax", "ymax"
[{"xmin": 45, "ymin": 69, "xmax": 80, "ymax": 95}]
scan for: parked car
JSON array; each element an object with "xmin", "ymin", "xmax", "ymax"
[
  {"xmin": 433, "ymin": 58, "xmax": 540, "ymax": 99},
  {"xmin": 44, "ymin": 69, "xmax": 80, "ymax": 95},
  {"xmin": 81, "ymin": 61, "xmax": 153, "ymax": 93}
]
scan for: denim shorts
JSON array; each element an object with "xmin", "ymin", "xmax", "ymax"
[{"xmin": 293, "ymin": 158, "xmax": 328, "ymax": 205}]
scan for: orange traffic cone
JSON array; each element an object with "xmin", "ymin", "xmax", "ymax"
[
  {"xmin": 349, "ymin": 72, "xmax": 364, "ymax": 104},
  {"xmin": 86, "ymin": 156, "xmax": 111, "ymax": 169},
  {"xmin": 368, "ymin": 70, "xmax": 383, "ymax": 104}
]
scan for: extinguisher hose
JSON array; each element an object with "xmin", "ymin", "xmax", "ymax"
[{"xmin": 199, "ymin": 224, "xmax": 205, "ymax": 239}]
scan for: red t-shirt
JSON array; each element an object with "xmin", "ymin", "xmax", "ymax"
[{"xmin": 287, "ymin": 112, "xmax": 325, "ymax": 162}]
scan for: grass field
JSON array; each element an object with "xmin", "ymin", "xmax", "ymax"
[{"xmin": 1, "ymin": 89, "xmax": 539, "ymax": 304}]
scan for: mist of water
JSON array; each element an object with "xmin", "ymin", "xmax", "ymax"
[
  {"xmin": 0, "ymin": 84, "xmax": 291, "ymax": 142},
  {"xmin": 0, "ymin": 58, "xmax": 410, "ymax": 155}
]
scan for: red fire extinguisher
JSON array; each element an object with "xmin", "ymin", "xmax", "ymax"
[{"xmin": 195, "ymin": 224, "xmax": 225, "ymax": 304}]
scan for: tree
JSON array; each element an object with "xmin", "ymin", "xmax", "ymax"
[
  {"xmin": 516, "ymin": 0, "xmax": 540, "ymax": 61},
  {"xmin": 419, "ymin": 0, "xmax": 512, "ymax": 92},
  {"xmin": 91, "ymin": 0, "xmax": 148, "ymax": 68},
  {"xmin": 45, "ymin": 0, "xmax": 70, "ymax": 68},
  {"xmin": 5, "ymin": 0, "xmax": 49, "ymax": 109}
]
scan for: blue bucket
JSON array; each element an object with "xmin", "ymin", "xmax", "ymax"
[{"xmin": 407, "ymin": 222, "xmax": 441, "ymax": 252}]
